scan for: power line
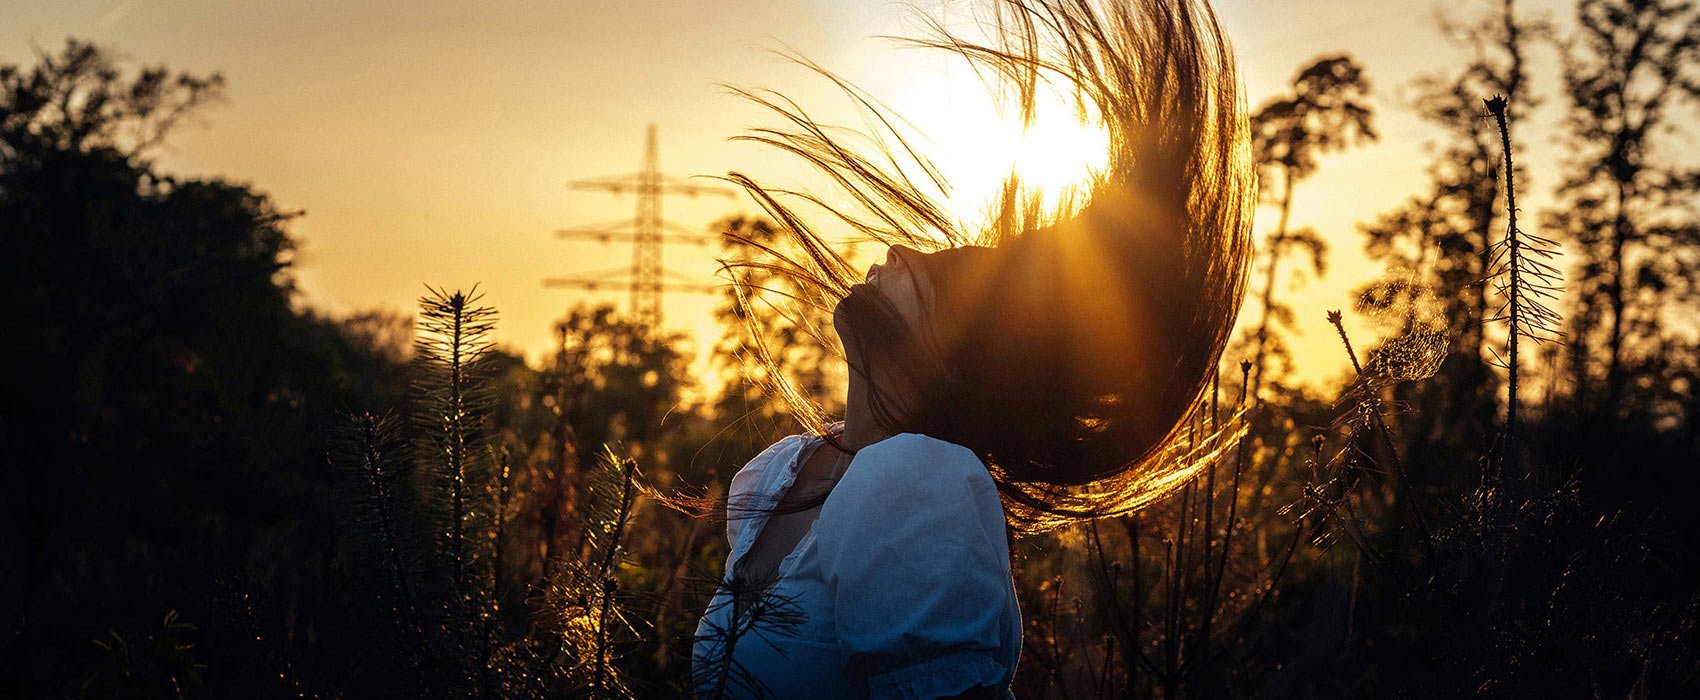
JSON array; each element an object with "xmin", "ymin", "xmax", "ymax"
[{"xmin": 543, "ymin": 124, "xmax": 734, "ymax": 327}]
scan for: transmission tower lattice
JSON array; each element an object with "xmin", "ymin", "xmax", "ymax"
[{"xmin": 544, "ymin": 124, "xmax": 734, "ymax": 327}]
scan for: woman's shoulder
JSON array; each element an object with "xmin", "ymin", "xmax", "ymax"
[
  {"xmin": 729, "ymin": 430, "xmax": 842, "ymax": 496},
  {"xmin": 813, "ymin": 432, "xmax": 1013, "ymax": 635},
  {"xmin": 850, "ymin": 433, "xmax": 986, "ymax": 478},
  {"xmin": 862, "ymin": 432, "xmax": 975, "ymax": 454},
  {"xmin": 729, "ymin": 433, "xmax": 811, "ymax": 492},
  {"xmin": 724, "ymin": 432, "xmax": 825, "ymax": 547},
  {"xmin": 749, "ymin": 432, "xmax": 811, "ymax": 464},
  {"xmin": 831, "ymin": 433, "xmax": 996, "ymax": 511}
]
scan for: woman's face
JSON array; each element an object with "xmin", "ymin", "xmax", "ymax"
[
  {"xmin": 836, "ymin": 243, "xmax": 931, "ymax": 344},
  {"xmin": 834, "ymin": 243, "xmax": 934, "ymax": 438}
]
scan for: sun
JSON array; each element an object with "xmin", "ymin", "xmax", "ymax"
[{"xmin": 894, "ymin": 66, "xmax": 1111, "ymax": 229}]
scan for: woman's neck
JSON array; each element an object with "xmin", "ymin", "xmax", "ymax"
[{"xmin": 839, "ymin": 371, "xmax": 890, "ymax": 452}]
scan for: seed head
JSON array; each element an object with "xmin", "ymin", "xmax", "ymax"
[{"xmin": 1484, "ymin": 94, "xmax": 1508, "ymax": 117}]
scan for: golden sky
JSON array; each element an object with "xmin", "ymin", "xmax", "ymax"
[{"xmin": 4, "ymin": 0, "xmax": 1580, "ymax": 391}]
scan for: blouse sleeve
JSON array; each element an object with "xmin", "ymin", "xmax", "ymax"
[
  {"xmin": 724, "ymin": 434, "xmax": 803, "ymax": 547},
  {"xmin": 812, "ymin": 433, "xmax": 1015, "ymax": 699}
]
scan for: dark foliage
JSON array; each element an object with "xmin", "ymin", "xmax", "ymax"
[
  {"xmin": 0, "ymin": 38, "xmax": 410, "ymax": 697},
  {"xmin": 7, "ymin": 3, "xmax": 1700, "ymax": 697}
]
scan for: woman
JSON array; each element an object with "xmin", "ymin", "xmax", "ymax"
[{"xmin": 694, "ymin": 0, "xmax": 1254, "ymax": 697}]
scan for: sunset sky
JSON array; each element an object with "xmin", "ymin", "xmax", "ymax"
[{"xmin": 4, "ymin": 0, "xmax": 1581, "ymax": 391}]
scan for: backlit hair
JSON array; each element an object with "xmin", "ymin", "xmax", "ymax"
[{"xmin": 723, "ymin": 0, "xmax": 1255, "ymax": 532}]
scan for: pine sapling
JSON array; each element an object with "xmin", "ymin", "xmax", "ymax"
[
  {"xmin": 545, "ymin": 448, "xmax": 645, "ymax": 699},
  {"xmin": 413, "ymin": 285, "xmax": 498, "ymax": 604}
]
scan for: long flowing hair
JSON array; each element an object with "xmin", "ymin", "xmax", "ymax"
[{"xmin": 722, "ymin": 0, "xmax": 1255, "ymax": 532}]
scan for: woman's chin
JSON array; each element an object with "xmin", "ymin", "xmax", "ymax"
[
  {"xmin": 835, "ymin": 284, "xmax": 869, "ymax": 316},
  {"xmin": 831, "ymin": 297, "xmax": 851, "ymax": 335},
  {"xmin": 831, "ymin": 296, "xmax": 859, "ymax": 349}
]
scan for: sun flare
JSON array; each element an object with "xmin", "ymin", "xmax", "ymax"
[{"xmin": 896, "ymin": 69, "xmax": 1111, "ymax": 229}]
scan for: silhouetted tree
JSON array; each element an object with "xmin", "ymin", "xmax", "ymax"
[
  {"xmin": 0, "ymin": 39, "xmax": 408, "ymax": 696},
  {"xmin": 1547, "ymin": 0, "xmax": 1700, "ymax": 421},
  {"xmin": 552, "ymin": 305, "xmax": 693, "ymax": 466},
  {"xmin": 1246, "ymin": 55, "xmax": 1378, "ymax": 396},
  {"xmin": 0, "ymin": 38, "xmax": 224, "ymax": 161}
]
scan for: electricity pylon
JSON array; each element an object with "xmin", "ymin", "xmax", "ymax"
[{"xmin": 544, "ymin": 124, "xmax": 734, "ymax": 327}]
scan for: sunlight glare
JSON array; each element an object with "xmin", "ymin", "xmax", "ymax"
[{"xmin": 896, "ymin": 69, "xmax": 1111, "ymax": 230}]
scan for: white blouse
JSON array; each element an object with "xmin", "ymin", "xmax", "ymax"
[{"xmin": 692, "ymin": 431, "xmax": 1021, "ymax": 699}]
